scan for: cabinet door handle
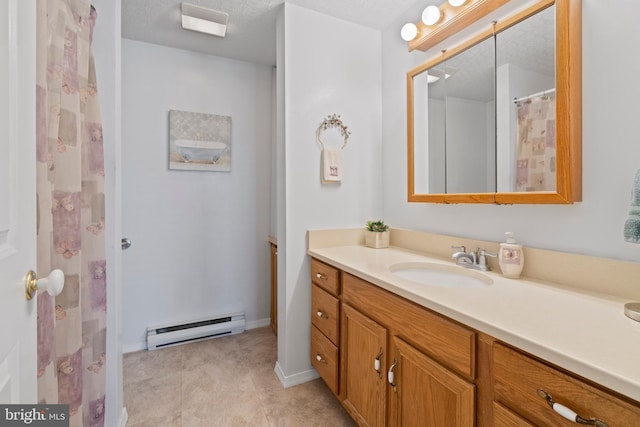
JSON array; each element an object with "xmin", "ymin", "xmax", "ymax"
[
  {"xmin": 387, "ymin": 358, "xmax": 397, "ymax": 386},
  {"xmin": 315, "ymin": 353, "xmax": 327, "ymax": 364},
  {"xmin": 374, "ymin": 348, "xmax": 383, "ymax": 376},
  {"xmin": 537, "ymin": 389, "xmax": 609, "ymax": 427},
  {"xmin": 315, "ymin": 272, "xmax": 327, "ymax": 280},
  {"xmin": 316, "ymin": 310, "xmax": 328, "ymax": 319}
]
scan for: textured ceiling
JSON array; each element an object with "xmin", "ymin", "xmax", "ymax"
[{"xmin": 121, "ymin": 0, "xmax": 421, "ymax": 65}]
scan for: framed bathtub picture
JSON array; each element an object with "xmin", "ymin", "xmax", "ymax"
[{"xmin": 169, "ymin": 110, "xmax": 232, "ymax": 171}]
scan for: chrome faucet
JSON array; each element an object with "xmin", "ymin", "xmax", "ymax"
[
  {"xmin": 451, "ymin": 245, "xmax": 476, "ymax": 265},
  {"xmin": 451, "ymin": 246, "xmax": 496, "ymax": 271}
]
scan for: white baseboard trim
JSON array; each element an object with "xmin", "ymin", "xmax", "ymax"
[
  {"xmin": 117, "ymin": 407, "xmax": 128, "ymax": 427},
  {"xmin": 246, "ymin": 317, "xmax": 270, "ymax": 330},
  {"xmin": 274, "ymin": 361, "xmax": 319, "ymax": 388}
]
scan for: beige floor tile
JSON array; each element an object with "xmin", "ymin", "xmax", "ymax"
[
  {"xmin": 260, "ymin": 379, "xmax": 355, "ymax": 427},
  {"xmin": 182, "ymin": 389, "xmax": 270, "ymax": 427},
  {"xmin": 124, "ymin": 370, "xmax": 182, "ymax": 426},
  {"xmin": 123, "ymin": 327, "xmax": 354, "ymax": 427},
  {"xmin": 124, "ymin": 344, "xmax": 183, "ymax": 384}
]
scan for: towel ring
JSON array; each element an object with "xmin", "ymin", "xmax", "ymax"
[{"xmin": 316, "ymin": 114, "xmax": 350, "ymax": 150}]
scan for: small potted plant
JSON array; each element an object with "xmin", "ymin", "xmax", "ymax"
[{"xmin": 365, "ymin": 220, "xmax": 390, "ymax": 249}]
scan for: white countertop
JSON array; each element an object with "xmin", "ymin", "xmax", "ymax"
[{"xmin": 307, "ymin": 245, "xmax": 640, "ymax": 402}]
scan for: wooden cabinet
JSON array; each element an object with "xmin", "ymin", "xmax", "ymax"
[
  {"xmin": 341, "ymin": 273, "xmax": 476, "ymax": 380},
  {"xmin": 492, "ymin": 402, "xmax": 535, "ymax": 427},
  {"xmin": 308, "ymin": 256, "xmax": 640, "ymax": 427},
  {"xmin": 310, "ymin": 259, "xmax": 341, "ymax": 395},
  {"xmin": 310, "ymin": 283, "xmax": 340, "ymax": 394},
  {"xmin": 311, "ymin": 325, "xmax": 339, "ymax": 394},
  {"xmin": 270, "ymin": 242, "xmax": 277, "ymax": 335},
  {"xmin": 493, "ymin": 342, "xmax": 640, "ymax": 426},
  {"xmin": 341, "ymin": 272, "xmax": 477, "ymax": 427},
  {"xmin": 392, "ymin": 337, "xmax": 475, "ymax": 427},
  {"xmin": 341, "ymin": 304, "xmax": 387, "ymax": 427},
  {"xmin": 311, "ymin": 258, "xmax": 340, "ymax": 294},
  {"xmin": 311, "ymin": 284, "xmax": 339, "ymax": 344}
]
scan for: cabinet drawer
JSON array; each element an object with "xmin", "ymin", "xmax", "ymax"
[
  {"xmin": 311, "ymin": 284, "xmax": 340, "ymax": 345},
  {"xmin": 342, "ymin": 272, "xmax": 476, "ymax": 379},
  {"xmin": 493, "ymin": 402, "xmax": 534, "ymax": 427},
  {"xmin": 311, "ymin": 258, "xmax": 340, "ymax": 295},
  {"xmin": 311, "ymin": 325, "xmax": 339, "ymax": 395},
  {"xmin": 493, "ymin": 342, "xmax": 640, "ymax": 426}
]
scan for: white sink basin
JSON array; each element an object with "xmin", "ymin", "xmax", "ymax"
[{"xmin": 389, "ymin": 262, "xmax": 493, "ymax": 288}]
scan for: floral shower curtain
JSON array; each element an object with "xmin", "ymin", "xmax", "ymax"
[
  {"xmin": 515, "ymin": 93, "xmax": 556, "ymax": 192},
  {"xmin": 35, "ymin": 1, "xmax": 107, "ymax": 426}
]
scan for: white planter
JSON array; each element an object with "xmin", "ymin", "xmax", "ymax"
[{"xmin": 365, "ymin": 230, "xmax": 389, "ymax": 249}]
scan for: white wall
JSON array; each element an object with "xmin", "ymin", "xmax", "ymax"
[
  {"xmin": 445, "ymin": 97, "xmax": 491, "ymax": 193},
  {"xmin": 276, "ymin": 4, "xmax": 382, "ymax": 384},
  {"xmin": 91, "ymin": 0, "xmax": 124, "ymax": 425},
  {"xmin": 382, "ymin": 0, "xmax": 640, "ymax": 267},
  {"xmin": 121, "ymin": 40, "xmax": 273, "ymax": 350}
]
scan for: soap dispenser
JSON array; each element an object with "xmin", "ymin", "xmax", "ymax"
[{"xmin": 498, "ymin": 232, "xmax": 524, "ymax": 279}]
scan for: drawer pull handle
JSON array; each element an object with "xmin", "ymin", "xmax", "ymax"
[
  {"xmin": 315, "ymin": 353, "xmax": 327, "ymax": 364},
  {"xmin": 537, "ymin": 389, "xmax": 609, "ymax": 427},
  {"xmin": 315, "ymin": 272, "xmax": 327, "ymax": 280},
  {"xmin": 388, "ymin": 358, "xmax": 397, "ymax": 387},
  {"xmin": 316, "ymin": 310, "xmax": 328, "ymax": 319},
  {"xmin": 374, "ymin": 348, "xmax": 383, "ymax": 377}
]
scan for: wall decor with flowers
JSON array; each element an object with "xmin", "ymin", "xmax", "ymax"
[{"xmin": 316, "ymin": 113, "xmax": 350, "ymax": 184}]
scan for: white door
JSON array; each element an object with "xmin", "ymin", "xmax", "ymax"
[{"xmin": 0, "ymin": 0, "xmax": 37, "ymax": 403}]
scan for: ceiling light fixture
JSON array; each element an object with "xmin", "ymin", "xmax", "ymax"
[
  {"xmin": 421, "ymin": 5, "xmax": 443, "ymax": 26},
  {"xmin": 448, "ymin": 0, "xmax": 469, "ymax": 6},
  {"xmin": 181, "ymin": 2, "xmax": 229, "ymax": 38}
]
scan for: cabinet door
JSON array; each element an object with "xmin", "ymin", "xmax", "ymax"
[
  {"xmin": 392, "ymin": 337, "xmax": 475, "ymax": 427},
  {"xmin": 341, "ymin": 304, "xmax": 388, "ymax": 427}
]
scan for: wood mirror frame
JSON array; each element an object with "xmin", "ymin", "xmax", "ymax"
[{"xmin": 407, "ymin": 0, "xmax": 581, "ymax": 204}]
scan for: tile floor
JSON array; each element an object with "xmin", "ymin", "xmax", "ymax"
[{"xmin": 123, "ymin": 327, "xmax": 356, "ymax": 426}]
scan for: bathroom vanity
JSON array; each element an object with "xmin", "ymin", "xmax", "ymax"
[{"xmin": 308, "ymin": 229, "xmax": 640, "ymax": 426}]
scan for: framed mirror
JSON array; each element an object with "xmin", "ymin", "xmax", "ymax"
[{"xmin": 407, "ymin": 0, "xmax": 581, "ymax": 204}]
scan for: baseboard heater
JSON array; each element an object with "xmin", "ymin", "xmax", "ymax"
[{"xmin": 146, "ymin": 312, "xmax": 245, "ymax": 350}]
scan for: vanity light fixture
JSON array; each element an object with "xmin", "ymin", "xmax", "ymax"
[
  {"xmin": 402, "ymin": 0, "xmax": 509, "ymax": 51},
  {"xmin": 422, "ymin": 5, "xmax": 443, "ymax": 26},
  {"xmin": 181, "ymin": 2, "xmax": 229, "ymax": 38},
  {"xmin": 401, "ymin": 23, "xmax": 418, "ymax": 41}
]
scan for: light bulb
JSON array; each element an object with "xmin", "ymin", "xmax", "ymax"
[
  {"xmin": 400, "ymin": 23, "xmax": 418, "ymax": 41},
  {"xmin": 422, "ymin": 5, "xmax": 442, "ymax": 26},
  {"xmin": 448, "ymin": 0, "xmax": 468, "ymax": 6}
]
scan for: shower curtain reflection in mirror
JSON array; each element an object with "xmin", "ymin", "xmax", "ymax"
[{"xmin": 515, "ymin": 92, "xmax": 556, "ymax": 192}]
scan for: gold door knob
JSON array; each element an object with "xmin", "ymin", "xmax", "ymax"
[{"xmin": 24, "ymin": 269, "xmax": 65, "ymax": 300}]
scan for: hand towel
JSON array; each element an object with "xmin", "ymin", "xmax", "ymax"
[
  {"xmin": 322, "ymin": 148, "xmax": 343, "ymax": 184},
  {"xmin": 624, "ymin": 169, "xmax": 640, "ymax": 243}
]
